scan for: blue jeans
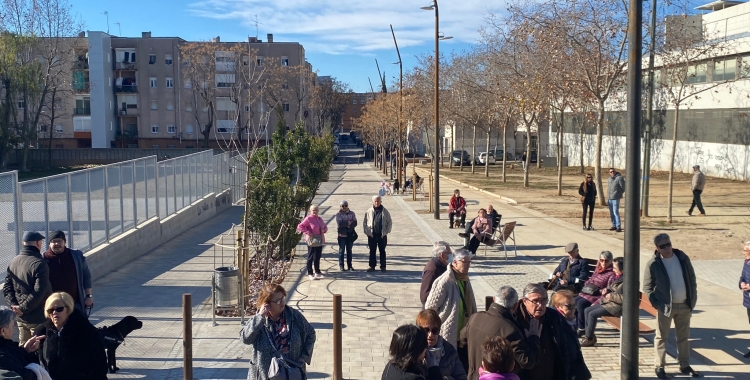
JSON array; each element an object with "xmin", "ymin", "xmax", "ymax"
[
  {"xmin": 337, "ymin": 236, "xmax": 353, "ymax": 268},
  {"xmin": 608, "ymin": 199, "xmax": 621, "ymax": 228}
]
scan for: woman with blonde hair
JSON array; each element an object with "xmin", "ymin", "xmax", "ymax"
[
  {"xmin": 297, "ymin": 204, "xmax": 329, "ymax": 281},
  {"xmin": 578, "ymin": 173, "xmax": 597, "ymax": 230}
]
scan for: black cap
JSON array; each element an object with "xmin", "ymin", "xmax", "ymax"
[
  {"xmin": 22, "ymin": 232, "xmax": 45, "ymax": 242},
  {"xmin": 49, "ymin": 231, "xmax": 66, "ymax": 241}
]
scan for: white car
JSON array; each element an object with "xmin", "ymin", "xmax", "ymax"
[{"xmin": 475, "ymin": 152, "xmax": 496, "ymax": 165}]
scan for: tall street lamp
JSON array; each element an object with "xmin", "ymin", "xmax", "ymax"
[
  {"xmin": 390, "ymin": 25, "xmax": 404, "ymax": 191},
  {"xmin": 421, "ymin": 0, "xmax": 452, "ymax": 219}
]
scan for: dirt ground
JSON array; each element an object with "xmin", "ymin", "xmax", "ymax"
[{"xmin": 412, "ymin": 162, "xmax": 750, "ymax": 260}]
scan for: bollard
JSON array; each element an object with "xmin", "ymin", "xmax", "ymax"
[
  {"xmin": 333, "ymin": 294, "xmax": 343, "ymax": 380},
  {"xmin": 183, "ymin": 293, "xmax": 193, "ymax": 380},
  {"xmin": 485, "ymin": 296, "xmax": 494, "ymax": 311}
]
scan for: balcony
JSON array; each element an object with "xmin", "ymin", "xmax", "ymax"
[
  {"xmin": 74, "ymin": 107, "xmax": 91, "ymax": 115},
  {"xmin": 73, "ymin": 60, "xmax": 89, "ymax": 70},
  {"xmin": 116, "ymin": 62, "xmax": 137, "ymax": 70},
  {"xmin": 115, "ymin": 85, "xmax": 138, "ymax": 93},
  {"xmin": 72, "ymin": 82, "xmax": 90, "ymax": 93},
  {"xmin": 118, "ymin": 107, "xmax": 138, "ymax": 117}
]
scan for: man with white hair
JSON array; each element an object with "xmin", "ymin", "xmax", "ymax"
[
  {"xmin": 420, "ymin": 242, "xmax": 452, "ymax": 305},
  {"xmin": 687, "ymin": 165, "xmax": 706, "ymax": 216},
  {"xmin": 363, "ymin": 195, "xmax": 392, "ymax": 272},
  {"xmin": 460, "ymin": 286, "xmax": 541, "ymax": 380}
]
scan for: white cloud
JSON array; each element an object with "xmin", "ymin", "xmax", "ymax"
[{"xmin": 186, "ymin": 0, "xmax": 500, "ymax": 54}]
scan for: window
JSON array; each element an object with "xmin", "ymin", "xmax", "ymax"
[
  {"xmin": 215, "ymin": 74, "xmax": 235, "ymax": 87},
  {"xmin": 150, "ymin": 77, "xmax": 157, "ymax": 88},
  {"xmin": 73, "ymin": 117, "xmax": 91, "ymax": 131},
  {"xmin": 740, "ymin": 55, "xmax": 750, "ymax": 79},
  {"xmin": 39, "ymin": 125, "xmax": 48, "ymax": 133},
  {"xmin": 242, "ymin": 56, "xmax": 249, "ymax": 66},
  {"xmin": 167, "ymin": 124, "xmax": 175, "ymax": 133},
  {"xmin": 713, "ymin": 58, "xmax": 736, "ymax": 82},
  {"xmin": 281, "ymin": 56, "xmax": 289, "ymax": 66},
  {"xmin": 55, "ymin": 125, "xmax": 63, "ymax": 133},
  {"xmin": 282, "ymin": 83, "xmax": 289, "ymax": 89},
  {"xmin": 166, "ymin": 78, "xmax": 174, "ymax": 88},
  {"xmin": 353, "ymin": 107, "xmax": 357, "ymax": 113},
  {"xmin": 216, "ymin": 120, "xmax": 235, "ymax": 133},
  {"xmin": 167, "ymin": 145, "xmax": 175, "ymax": 149},
  {"xmin": 256, "ymin": 56, "xmax": 264, "ymax": 66},
  {"xmin": 259, "ymin": 125, "xmax": 267, "ymax": 134},
  {"xmin": 165, "ymin": 54, "xmax": 173, "ymax": 65},
  {"xmin": 259, "ymin": 103, "xmax": 268, "ymax": 113},
  {"xmin": 18, "ymin": 99, "xmax": 25, "ymax": 109},
  {"xmin": 186, "ymin": 106, "xmax": 192, "ymax": 112},
  {"xmin": 185, "ymin": 125, "xmax": 194, "ymax": 135},
  {"xmin": 216, "ymin": 97, "xmax": 236, "ymax": 111},
  {"xmin": 184, "ymin": 79, "xmax": 192, "ymax": 89},
  {"xmin": 353, "ymin": 99, "xmax": 357, "ymax": 104},
  {"xmin": 283, "ymin": 103, "xmax": 290, "ymax": 112},
  {"xmin": 361, "ymin": 99, "xmax": 365, "ymax": 104},
  {"xmin": 687, "ymin": 63, "xmax": 707, "ymax": 84},
  {"xmin": 151, "ymin": 124, "xmax": 159, "ymax": 133},
  {"xmin": 167, "ymin": 100, "xmax": 174, "ymax": 111},
  {"xmin": 244, "ymin": 103, "xmax": 251, "ymax": 112},
  {"xmin": 152, "ymin": 145, "xmax": 160, "ymax": 149},
  {"xmin": 117, "ymin": 50, "xmax": 136, "ymax": 63},
  {"xmin": 150, "ymin": 100, "xmax": 158, "ymax": 110},
  {"xmin": 149, "ymin": 54, "xmax": 156, "ymax": 64}
]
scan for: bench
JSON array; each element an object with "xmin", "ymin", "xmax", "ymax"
[{"xmin": 600, "ymin": 292, "xmax": 656, "ymax": 334}]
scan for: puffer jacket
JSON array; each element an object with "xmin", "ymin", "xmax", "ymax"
[
  {"xmin": 3, "ymin": 245, "xmax": 52, "ymax": 324},
  {"xmin": 432, "ymin": 336, "xmax": 466, "ymax": 380},
  {"xmin": 607, "ymin": 172, "xmax": 625, "ymax": 200},
  {"xmin": 739, "ymin": 259, "xmax": 749, "ymax": 309},
  {"xmin": 600, "ymin": 275, "xmax": 625, "ymax": 316},
  {"xmin": 579, "ymin": 267, "xmax": 616, "ymax": 304},
  {"xmin": 643, "ymin": 248, "xmax": 698, "ymax": 318}
]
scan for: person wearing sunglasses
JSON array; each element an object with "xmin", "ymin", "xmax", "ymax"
[
  {"xmin": 580, "ymin": 257, "xmax": 625, "ymax": 347},
  {"xmin": 574, "ymin": 251, "xmax": 615, "ymax": 338},
  {"xmin": 551, "ymin": 289, "xmax": 577, "ymax": 330},
  {"xmin": 33, "ymin": 292, "xmax": 107, "ymax": 379},
  {"xmin": 606, "ymin": 167, "xmax": 625, "ymax": 232},
  {"xmin": 416, "ymin": 309, "xmax": 466, "ymax": 380},
  {"xmin": 578, "ymin": 174, "xmax": 597, "ymax": 230},
  {"xmin": 241, "ymin": 284, "xmax": 316, "ymax": 380},
  {"xmin": 335, "ymin": 200, "xmax": 357, "ymax": 271},
  {"xmin": 381, "ymin": 324, "xmax": 442, "ymax": 380},
  {"xmin": 644, "ymin": 233, "xmax": 700, "ymax": 379}
]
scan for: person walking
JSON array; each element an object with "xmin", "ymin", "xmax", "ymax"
[
  {"xmin": 460, "ymin": 286, "xmax": 541, "ymax": 380},
  {"xmin": 578, "ymin": 173, "xmax": 597, "ymax": 230},
  {"xmin": 335, "ymin": 200, "xmax": 357, "ymax": 271},
  {"xmin": 740, "ymin": 241, "xmax": 750, "ymax": 359},
  {"xmin": 364, "ymin": 195, "xmax": 392, "ymax": 272},
  {"xmin": 687, "ymin": 165, "xmax": 706, "ymax": 216},
  {"xmin": 297, "ymin": 204, "xmax": 328, "ymax": 281},
  {"xmin": 643, "ymin": 233, "xmax": 700, "ymax": 379},
  {"xmin": 521, "ymin": 151, "xmax": 527, "ymax": 172},
  {"xmin": 606, "ymin": 168, "xmax": 625, "ymax": 232},
  {"xmin": 420, "ymin": 242, "xmax": 452, "ymax": 306},
  {"xmin": 3, "ymin": 232, "xmax": 52, "ymax": 346},
  {"xmin": 43, "ymin": 231, "xmax": 93, "ymax": 315},
  {"xmin": 449, "ymin": 190, "xmax": 467, "ymax": 229}
]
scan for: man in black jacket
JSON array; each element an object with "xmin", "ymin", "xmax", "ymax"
[
  {"xmin": 3, "ymin": 232, "xmax": 52, "ymax": 345},
  {"xmin": 513, "ymin": 283, "xmax": 591, "ymax": 380},
  {"xmin": 420, "ymin": 242, "xmax": 452, "ymax": 305},
  {"xmin": 550, "ymin": 243, "xmax": 590, "ymax": 293},
  {"xmin": 460, "ymin": 286, "xmax": 541, "ymax": 380}
]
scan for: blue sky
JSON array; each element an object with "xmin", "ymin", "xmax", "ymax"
[{"xmin": 69, "ymin": 0, "xmax": 498, "ymax": 93}]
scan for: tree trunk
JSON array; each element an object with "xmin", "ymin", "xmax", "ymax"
[
  {"xmin": 595, "ymin": 101, "xmax": 606, "ymax": 206},
  {"xmin": 459, "ymin": 126, "xmax": 464, "ymax": 171},
  {"xmin": 557, "ymin": 108, "xmax": 564, "ymax": 196},
  {"xmin": 667, "ymin": 105, "xmax": 680, "ymax": 223},
  {"xmin": 502, "ymin": 118, "xmax": 507, "ymax": 183},
  {"xmin": 579, "ymin": 116, "xmax": 585, "ymax": 174},
  {"xmin": 449, "ymin": 124, "xmax": 454, "ymax": 169},
  {"xmin": 485, "ymin": 125, "xmax": 491, "ymax": 178},
  {"xmin": 536, "ymin": 130, "xmax": 542, "ymax": 169},
  {"xmin": 47, "ymin": 88, "xmax": 58, "ymax": 169},
  {"xmin": 524, "ymin": 128, "xmax": 531, "ymax": 187},
  {"xmin": 471, "ymin": 125, "xmax": 477, "ymax": 174}
]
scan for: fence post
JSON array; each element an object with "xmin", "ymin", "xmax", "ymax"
[
  {"xmin": 43, "ymin": 179, "xmax": 49, "ymax": 244},
  {"xmin": 182, "ymin": 293, "xmax": 193, "ymax": 380},
  {"xmin": 104, "ymin": 167, "xmax": 110, "ymax": 243},
  {"xmin": 132, "ymin": 162, "xmax": 137, "ymax": 227},
  {"xmin": 485, "ymin": 296, "xmax": 494, "ymax": 311},
  {"xmin": 333, "ymin": 294, "xmax": 343, "ymax": 380},
  {"xmin": 87, "ymin": 171, "xmax": 93, "ymax": 249},
  {"xmin": 66, "ymin": 174, "xmax": 74, "ymax": 249},
  {"xmin": 172, "ymin": 160, "xmax": 177, "ymax": 215},
  {"xmin": 14, "ymin": 171, "xmax": 23, "ymax": 254}
]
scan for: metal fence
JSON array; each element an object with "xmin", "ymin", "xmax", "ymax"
[{"xmin": 1, "ymin": 150, "xmax": 247, "ymax": 260}]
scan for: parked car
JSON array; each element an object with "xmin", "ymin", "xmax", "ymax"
[
  {"xmin": 475, "ymin": 152, "xmax": 496, "ymax": 165},
  {"xmin": 530, "ymin": 151, "xmax": 538, "ymax": 163},
  {"xmin": 491, "ymin": 149, "xmax": 514, "ymax": 162},
  {"xmin": 451, "ymin": 150, "xmax": 472, "ymax": 166}
]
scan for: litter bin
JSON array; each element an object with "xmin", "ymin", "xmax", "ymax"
[{"xmin": 214, "ymin": 267, "xmax": 240, "ymax": 307}]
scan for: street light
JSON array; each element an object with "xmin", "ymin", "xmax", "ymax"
[
  {"xmin": 390, "ymin": 24, "xmax": 405, "ymax": 197},
  {"xmin": 421, "ymin": 0, "xmax": 451, "ymax": 219}
]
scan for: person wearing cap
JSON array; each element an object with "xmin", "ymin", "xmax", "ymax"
[
  {"xmin": 643, "ymin": 233, "xmax": 700, "ymax": 379},
  {"xmin": 687, "ymin": 165, "xmax": 706, "ymax": 216},
  {"xmin": 3, "ymin": 232, "xmax": 52, "ymax": 345},
  {"xmin": 43, "ymin": 231, "xmax": 93, "ymax": 314},
  {"xmin": 425, "ymin": 248, "xmax": 477, "ymax": 362},
  {"xmin": 335, "ymin": 200, "xmax": 357, "ymax": 271},
  {"xmin": 550, "ymin": 243, "xmax": 590, "ymax": 293}
]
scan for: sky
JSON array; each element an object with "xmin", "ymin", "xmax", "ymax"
[{"xmin": 68, "ymin": 0, "xmax": 502, "ymax": 93}]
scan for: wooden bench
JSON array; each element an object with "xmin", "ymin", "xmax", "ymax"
[{"xmin": 600, "ymin": 292, "xmax": 656, "ymax": 334}]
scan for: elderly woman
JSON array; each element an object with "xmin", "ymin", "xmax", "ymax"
[
  {"xmin": 241, "ymin": 284, "xmax": 316, "ymax": 380},
  {"xmin": 297, "ymin": 204, "xmax": 329, "ymax": 281},
  {"xmin": 580, "ymin": 257, "xmax": 624, "ymax": 347},
  {"xmin": 34, "ymin": 292, "xmax": 107, "ymax": 380},
  {"xmin": 551, "ymin": 289, "xmax": 577, "ymax": 330},
  {"xmin": 0, "ymin": 306, "xmax": 46, "ymax": 380},
  {"xmin": 740, "ymin": 241, "xmax": 750, "ymax": 358},
  {"xmin": 574, "ymin": 251, "xmax": 616, "ymax": 337},
  {"xmin": 425, "ymin": 249, "xmax": 477, "ymax": 348},
  {"xmin": 415, "ymin": 309, "xmax": 466, "ymax": 380},
  {"xmin": 467, "ymin": 209, "xmax": 493, "ymax": 255},
  {"xmin": 381, "ymin": 324, "xmax": 442, "ymax": 380},
  {"xmin": 335, "ymin": 200, "xmax": 357, "ymax": 271},
  {"xmin": 448, "ymin": 190, "xmax": 467, "ymax": 229}
]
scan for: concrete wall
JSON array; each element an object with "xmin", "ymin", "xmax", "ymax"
[
  {"xmin": 89, "ymin": 32, "xmax": 116, "ymax": 148},
  {"xmin": 85, "ymin": 188, "xmax": 233, "ymax": 281}
]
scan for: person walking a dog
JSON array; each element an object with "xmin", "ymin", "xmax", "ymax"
[
  {"xmin": 449, "ymin": 190, "xmax": 467, "ymax": 229},
  {"xmin": 44, "ymin": 231, "xmax": 93, "ymax": 315}
]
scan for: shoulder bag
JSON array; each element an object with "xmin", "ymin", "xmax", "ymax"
[
  {"xmin": 266, "ymin": 324, "xmax": 306, "ymax": 380},
  {"xmin": 580, "ymin": 283, "xmax": 601, "ymax": 296},
  {"xmin": 306, "ymin": 217, "xmax": 323, "ymax": 247}
]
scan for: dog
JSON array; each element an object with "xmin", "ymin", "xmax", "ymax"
[
  {"xmin": 453, "ymin": 219, "xmax": 462, "ymax": 228},
  {"xmin": 98, "ymin": 316, "xmax": 143, "ymax": 373}
]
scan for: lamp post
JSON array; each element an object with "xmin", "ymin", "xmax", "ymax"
[
  {"xmin": 391, "ymin": 25, "xmax": 404, "ymax": 190},
  {"xmin": 421, "ymin": 0, "xmax": 452, "ymax": 219}
]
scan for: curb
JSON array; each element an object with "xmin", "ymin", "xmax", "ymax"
[{"xmin": 413, "ymin": 167, "xmax": 519, "ymax": 205}]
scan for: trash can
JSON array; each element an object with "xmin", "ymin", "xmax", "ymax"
[{"xmin": 214, "ymin": 267, "xmax": 240, "ymax": 307}]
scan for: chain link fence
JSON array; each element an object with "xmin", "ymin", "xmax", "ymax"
[{"xmin": 2, "ymin": 150, "xmax": 243, "ymax": 266}]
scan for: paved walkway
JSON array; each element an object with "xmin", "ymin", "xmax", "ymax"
[{"xmin": 98, "ymin": 148, "xmax": 749, "ymax": 379}]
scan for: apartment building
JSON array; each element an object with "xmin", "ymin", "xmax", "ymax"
[
  {"xmin": 44, "ymin": 31, "xmax": 310, "ymax": 149},
  {"xmin": 341, "ymin": 92, "xmax": 375, "ymax": 132}
]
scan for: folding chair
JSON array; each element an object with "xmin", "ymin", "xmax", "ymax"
[
  {"xmin": 482, "ymin": 214, "xmax": 503, "ymax": 256},
  {"xmin": 416, "ymin": 178, "xmax": 426, "ymax": 195},
  {"xmin": 492, "ymin": 221, "xmax": 517, "ymax": 260}
]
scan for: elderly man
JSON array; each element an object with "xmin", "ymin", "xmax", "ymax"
[
  {"xmin": 420, "ymin": 241, "xmax": 452, "ymax": 306},
  {"xmin": 3, "ymin": 232, "xmax": 52, "ymax": 345},
  {"xmin": 460, "ymin": 286, "xmax": 541, "ymax": 380},
  {"xmin": 550, "ymin": 242, "xmax": 590, "ymax": 293},
  {"xmin": 687, "ymin": 165, "xmax": 706, "ymax": 216},
  {"xmin": 644, "ymin": 233, "xmax": 700, "ymax": 379},
  {"xmin": 513, "ymin": 283, "xmax": 590, "ymax": 380},
  {"xmin": 363, "ymin": 195, "xmax": 392, "ymax": 272},
  {"xmin": 426, "ymin": 249, "xmax": 477, "ymax": 347},
  {"xmin": 607, "ymin": 167, "xmax": 625, "ymax": 232},
  {"xmin": 44, "ymin": 231, "xmax": 93, "ymax": 314}
]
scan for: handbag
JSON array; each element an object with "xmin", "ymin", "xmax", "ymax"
[
  {"xmin": 265, "ymin": 325, "xmax": 306, "ymax": 380},
  {"xmin": 307, "ymin": 234, "xmax": 322, "ymax": 247},
  {"xmin": 580, "ymin": 283, "xmax": 601, "ymax": 296},
  {"xmin": 348, "ymin": 230, "xmax": 358, "ymax": 243}
]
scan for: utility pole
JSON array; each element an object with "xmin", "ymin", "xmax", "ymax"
[
  {"xmin": 641, "ymin": 0, "xmax": 658, "ymax": 217},
  {"xmin": 391, "ymin": 25, "xmax": 404, "ymax": 188}
]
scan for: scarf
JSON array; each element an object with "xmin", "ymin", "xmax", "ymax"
[{"xmin": 452, "ymin": 266, "xmax": 475, "ymax": 332}]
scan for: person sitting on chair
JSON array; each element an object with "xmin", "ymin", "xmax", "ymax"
[
  {"xmin": 487, "ymin": 205, "xmax": 501, "ymax": 230},
  {"xmin": 467, "ymin": 209, "xmax": 494, "ymax": 255},
  {"xmin": 549, "ymin": 243, "xmax": 591, "ymax": 294},
  {"xmin": 448, "ymin": 190, "xmax": 467, "ymax": 229}
]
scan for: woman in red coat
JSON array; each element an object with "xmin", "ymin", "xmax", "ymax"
[{"xmin": 448, "ymin": 190, "xmax": 467, "ymax": 229}]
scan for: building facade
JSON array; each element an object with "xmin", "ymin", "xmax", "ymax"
[{"xmin": 341, "ymin": 92, "xmax": 374, "ymax": 133}]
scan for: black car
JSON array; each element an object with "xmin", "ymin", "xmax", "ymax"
[{"xmin": 451, "ymin": 150, "xmax": 472, "ymax": 166}]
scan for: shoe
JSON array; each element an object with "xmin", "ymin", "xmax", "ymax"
[
  {"xmin": 679, "ymin": 366, "xmax": 701, "ymax": 378},
  {"xmin": 339, "ymin": 265, "xmax": 345, "ymax": 271},
  {"xmin": 315, "ymin": 273, "xmax": 325, "ymax": 279},
  {"xmin": 580, "ymin": 336, "xmax": 597, "ymax": 347},
  {"xmin": 616, "ymin": 228, "xmax": 622, "ymax": 232},
  {"xmin": 381, "ymin": 268, "xmax": 387, "ymax": 272},
  {"xmin": 655, "ymin": 367, "xmax": 667, "ymax": 379},
  {"xmin": 577, "ymin": 329, "xmax": 585, "ymax": 338},
  {"xmin": 458, "ymin": 233, "xmax": 469, "ymax": 238},
  {"xmin": 367, "ymin": 267, "xmax": 375, "ymax": 272},
  {"xmin": 348, "ymin": 266, "xmax": 354, "ymax": 271},
  {"xmin": 686, "ymin": 211, "xmax": 692, "ymax": 216},
  {"xmin": 698, "ymin": 213, "xmax": 706, "ymax": 217},
  {"xmin": 743, "ymin": 350, "xmax": 750, "ymax": 358},
  {"xmin": 308, "ymin": 275, "xmax": 317, "ymax": 281},
  {"xmin": 588, "ymin": 226, "xmax": 593, "ymax": 231},
  {"xmin": 609, "ymin": 227, "xmax": 617, "ymax": 231},
  {"xmin": 449, "ymin": 225, "xmax": 454, "ymax": 229},
  {"xmin": 460, "ymin": 224, "xmax": 466, "ymax": 228},
  {"xmin": 583, "ymin": 226, "xmax": 587, "ymax": 230}
]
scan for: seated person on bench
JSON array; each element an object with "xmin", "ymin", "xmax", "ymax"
[
  {"xmin": 487, "ymin": 204, "xmax": 500, "ymax": 230},
  {"xmin": 404, "ymin": 174, "xmax": 421, "ymax": 192},
  {"xmin": 448, "ymin": 189, "xmax": 467, "ymax": 228},
  {"xmin": 467, "ymin": 209, "xmax": 495, "ymax": 254},
  {"xmin": 549, "ymin": 243, "xmax": 590, "ymax": 293},
  {"xmin": 551, "ymin": 289, "xmax": 577, "ymax": 331},
  {"xmin": 580, "ymin": 257, "xmax": 624, "ymax": 347}
]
